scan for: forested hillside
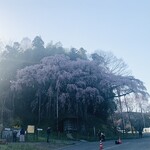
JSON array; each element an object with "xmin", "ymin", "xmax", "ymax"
[{"xmin": 0, "ymin": 36, "xmax": 149, "ymax": 133}]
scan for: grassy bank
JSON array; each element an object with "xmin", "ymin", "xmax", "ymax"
[{"xmin": 0, "ymin": 140, "xmax": 77, "ymax": 150}]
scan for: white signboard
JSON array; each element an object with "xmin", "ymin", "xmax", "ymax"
[{"xmin": 27, "ymin": 125, "xmax": 35, "ymax": 133}]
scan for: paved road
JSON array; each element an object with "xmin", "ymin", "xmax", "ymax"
[{"xmin": 59, "ymin": 138, "xmax": 150, "ymax": 150}]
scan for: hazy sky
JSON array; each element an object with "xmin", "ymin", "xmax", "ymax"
[{"xmin": 0, "ymin": 0, "xmax": 150, "ymax": 93}]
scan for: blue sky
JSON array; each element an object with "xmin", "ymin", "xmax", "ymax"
[{"xmin": 0, "ymin": 0, "xmax": 150, "ymax": 93}]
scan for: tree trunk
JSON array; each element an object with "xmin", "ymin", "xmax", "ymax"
[
  {"xmin": 117, "ymin": 89, "xmax": 125, "ymax": 134},
  {"xmin": 124, "ymin": 95, "xmax": 133, "ymax": 134},
  {"xmin": 38, "ymin": 90, "xmax": 41, "ymax": 126}
]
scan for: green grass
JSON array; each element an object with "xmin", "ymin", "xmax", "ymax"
[
  {"xmin": 0, "ymin": 140, "xmax": 76, "ymax": 150},
  {"xmin": 0, "ymin": 143, "xmax": 38, "ymax": 150}
]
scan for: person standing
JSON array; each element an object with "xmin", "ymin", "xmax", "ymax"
[
  {"xmin": 20, "ymin": 128, "xmax": 25, "ymax": 142},
  {"xmin": 97, "ymin": 130, "xmax": 101, "ymax": 141},
  {"xmin": 101, "ymin": 132, "xmax": 105, "ymax": 141},
  {"xmin": 139, "ymin": 127, "xmax": 143, "ymax": 138},
  {"xmin": 139, "ymin": 130, "xmax": 143, "ymax": 138},
  {"xmin": 47, "ymin": 127, "xmax": 51, "ymax": 142},
  {"xmin": 13, "ymin": 130, "xmax": 17, "ymax": 142}
]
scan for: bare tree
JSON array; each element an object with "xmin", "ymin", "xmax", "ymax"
[{"xmin": 93, "ymin": 50, "xmax": 131, "ymax": 75}]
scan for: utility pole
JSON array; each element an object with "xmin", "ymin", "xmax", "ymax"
[{"xmin": 56, "ymin": 80, "xmax": 60, "ymax": 136}]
